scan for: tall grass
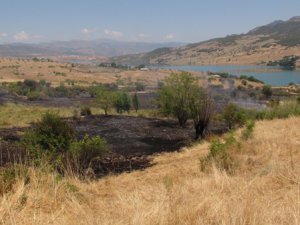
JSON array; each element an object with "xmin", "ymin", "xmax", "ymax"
[
  {"xmin": 0, "ymin": 117, "xmax": 299, "ymax": 224},
  {"xmin": 246, "ymin": 100, "xmax": 300, "ymax": 120}
]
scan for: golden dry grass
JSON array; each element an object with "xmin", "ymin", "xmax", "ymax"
[
  {"xmin": 0, "ymin": 117, "xmax": 300, "ymax": 224},
  {"xmin": 0, "ymin": 58, "xmax": 173, "ymax": 86}
]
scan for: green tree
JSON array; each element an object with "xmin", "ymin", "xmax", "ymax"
[
  {"xmin": 158, "ymin": 72, "xmax": 214, "ymax": 138},
  {"xmin": 114, "ymin": 92, "xmax": 131, "ymax": 114},
  {"xmin": 132, "ymin": 93, "xmax": 140, "ymax": 112},
  {"xmin": 157, "ymin": 72, "xmax": 196, "ymax": 127},
  {"xmin": 222, "ymin": 103, "xmax": 246, "ymax": 130},
  {"xmin": 96, "ymin": 87, "xmax": 115, "ymax": 115}
]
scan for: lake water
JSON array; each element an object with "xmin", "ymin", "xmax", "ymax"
[{"xmin": 159, "ymin": 65, "xmax": 300, "ymax": 86}]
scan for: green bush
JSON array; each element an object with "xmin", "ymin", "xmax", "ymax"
[
  {"xmin": 23, "ymin": 113, "xmax": 110, "ymax": 175},
  {"xmin": 200, "ymin": 133, "xmax": 240, "ymax": 173},
  {"xmin": 222, "ymin": 103, "xmax": 246, "ymax": 129},
  {"xmin": 114, "ymin": 92, "xmax": 131, "ymax": 114},
  {"xmin": 69, "ymin": 135, "xmax": 109, "ymax": 171},
  {"xmin": 23, "ymin": 113, "xmax": 75, "ymax": 157},
  {"xmin": 27, "ymin": 91, "xmax": 42, "ymax": 101}
]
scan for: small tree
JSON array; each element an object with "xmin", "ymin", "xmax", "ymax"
[
  {"xmin": 132, "ymin": 93, "xmax": 140, "ymax": 112},
  {"xmin": 96, "ymin": 87, "xmax": 115, "ymax": 115},
  {"xmin": 222, "ymin": 103, "xmax": 246, "ymax": 130},
  {"xmin": 114, "ymin": 92, "xmax": 131, "ymax": 114},
  {"xmin": 158, "ymin": 72, "xmax": 214, "ymax": 138},
  {"xmin": 157, "ymin": 72, "xmax": 196, "ymax": 127},
  {"xmin": 189, "ymin": 88, "xmax": 215, "ymax": 139}
]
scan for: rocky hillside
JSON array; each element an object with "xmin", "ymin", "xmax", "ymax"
[{"xmin": 112, "ymin": 17, "xmax": 300, "ymax": 66}]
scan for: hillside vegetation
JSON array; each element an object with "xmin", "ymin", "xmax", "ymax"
[
  {"xmin": 0, "ymin": 117, "xmax": 299, "ymax": 224},
  {"xmin": 113, "ymin": 17, "xmax": 300, "ymax": 66}
]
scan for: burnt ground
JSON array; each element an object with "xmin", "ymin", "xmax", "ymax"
[
  {"xmin": 0, "ymin": 90, "xmax": 229, "ymax": 175},
  {"xmin": 0, "ymin": 115, "xmax": 195, "ymax": 174},
  {"xmin": 72, "ymin": 115, "xmax": 195, "ymax": 156},
  {"xmin": 0, "ymin": 115, "xmax": 195, "ymax": 155}
]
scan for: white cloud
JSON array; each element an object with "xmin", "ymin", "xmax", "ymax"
[
  {"xmin": 164, "ymin": 33, "xmax": 175, "ymax": 40},
  {"xmin": 14, "ymin": 31, "xmax": 29, "ymax": 41},
  {"xmin": 0, "ymin": 33, "xmax": 7, "ymax": 38},
  {"xmin": 104, "ymin": 29, "xmax": 123, "ymax": 38},
  {"xmin": 81, "ymin": 28, "xmax": 95, "ymax": 35}
]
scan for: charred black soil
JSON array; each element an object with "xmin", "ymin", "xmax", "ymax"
[{"xmin": 72, "ymin": 115, "xmax": 195, "ymax": 156}]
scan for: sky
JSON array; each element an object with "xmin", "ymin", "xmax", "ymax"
[{"xmin": 0, "ymin": 0, "xmax": 299, "ymax": 44}]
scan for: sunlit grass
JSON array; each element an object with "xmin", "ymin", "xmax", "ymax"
[
  {"xmin": 0, "ymin": 103, "xmax": 160, "ymax": 128},
  {"xmin": 0, "ymin": 103, "xmax": 74, "ymax": 128}
]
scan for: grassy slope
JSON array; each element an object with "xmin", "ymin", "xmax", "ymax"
[{"xmin": 0, "ymin": 117, "xmax": 299, "ymax": 224}]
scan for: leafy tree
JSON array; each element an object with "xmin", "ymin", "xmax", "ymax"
[
  {"xmin": 222, "ymin": 103, "xmax": 246, "ymax": 130},
  {"xmin": 157, "ymin": 72, "xmax": 196, "ymax": 127},
  {"xmin": 114, "ymin": 92, "xmax": 131, "ymax": 114},
  {"xmin": 132, "ymin": 93, "xmax": 140, "ymax": 112},
  {"xmin": 158, "ymin": 72, "xmax": 214, "ymax": 138},
  {"xmin": 95, "ymin": 87, "xmax": 115, "ymax": 115}
]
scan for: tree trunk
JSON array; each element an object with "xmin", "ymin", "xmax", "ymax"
[{"xmin": 195, "ymin": 123, "xmax": 207, "ymax": 140}]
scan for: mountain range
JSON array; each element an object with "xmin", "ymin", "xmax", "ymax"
[{"xmin": 0, "ymin": 39, "xmax": 184, "ymax": 58}]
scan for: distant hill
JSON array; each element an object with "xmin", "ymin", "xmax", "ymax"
[
  {"xmin": 0, "ymin": 39, "xmax": 184, "ymax": 58},
  {"xmin": 112, "ymin": 17, "xmax": 300, "ymax": 66}
]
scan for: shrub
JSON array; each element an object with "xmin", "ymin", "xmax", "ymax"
[
  {"xmin": 200, "ymin": 133, "xmax": 240, "ymax": 173},
  {"xmin": 222, "ymin": 103, "xmax": 246, "ymax": 129},
  {"xmin": 68, "ymin": 135, "xmax": 109, "ymax": 171},
  {"xmin": 261, "ymin": 85, "xmax": 272, "ymax": 99},
  {"xmin": 241, "ymin": 80, "xmax": 247, "ymax": 86},
  {"xmin": 27, "ymin": 91, "xmax": 42, "ymax": 101},
  {"xmin": 80, "ymin": 106, "xmax": 92, "ymax": 116},
  {"xmin": 241, "ymin": 120, "xmax": 255, "ymax": 140},
  {"xmin": 114, "ymin": 92, "xmax": 131, "ymax": 114},
  {"xmin": 22, "ymin": 113, "xmax": 110, "ymax": 175},
  {"xmin": 23, "ymin": 112, "xmax": 75, "ymax": 158}
]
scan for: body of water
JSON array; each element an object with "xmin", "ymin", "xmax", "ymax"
[{"xmin": 159, "ymin": 65, "xmax": 300, "ymax": 86}]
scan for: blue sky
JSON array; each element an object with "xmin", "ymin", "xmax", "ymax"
[{"xmin": 0, "ymin": 0, "xmax": 299, "ymax": 43}]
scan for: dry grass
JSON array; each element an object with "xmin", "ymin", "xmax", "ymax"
[
  {"xmin": 0, "ymin": 104, "xmax": 74, "ymax": 128},
  {"xmin": 0, "ymin": 104, "xmax": 160, "ymax": 128},
  {"xmin": 0, "ymin": 117, "xmax": 300, "ymax": 224},
  {"xmin": 0, "ymin": 58, "xmax": 172, "ymax": 86}
]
